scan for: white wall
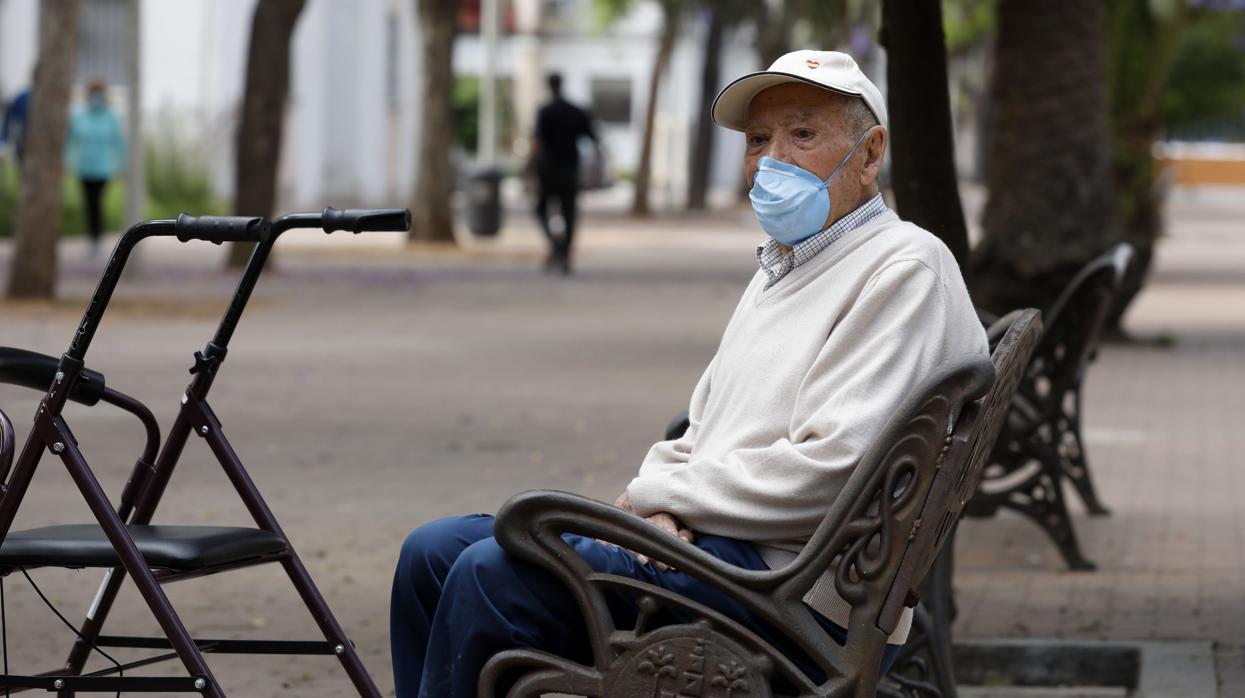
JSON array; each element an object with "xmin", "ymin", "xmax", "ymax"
[
  {"xmin": 2, "ymin": 0, "xmax": 765, "ymax": 211},
  {"xmin": 138, "ymin": 0, "xmax": 421, "ymax": 210},
  {"xmin": 139, "ymin": 0, "xmax": 252, "ymax": 203},
  {"xmin": 453, "ymin": 2, "xmax": 761, "ymax": 204},
  {"xmin": 0, "ymin": 0, "xmax": 38, "ymax": 100}
]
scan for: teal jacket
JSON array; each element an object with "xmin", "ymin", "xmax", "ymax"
[{"xmin": 67, "ymin": 104, "xmax": 125, "ymax": 180}]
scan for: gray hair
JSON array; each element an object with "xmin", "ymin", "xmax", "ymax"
[{"xmin": 841, "ymin": 95, "xmax": 880, "ymax": 139}]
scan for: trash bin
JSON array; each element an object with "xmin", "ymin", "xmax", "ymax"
[{"xmin": 465, "ymin": 167, "xmax": 502, "ymax": 237}]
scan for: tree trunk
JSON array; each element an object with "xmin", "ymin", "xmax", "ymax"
[
  {"xmin": 685, "ymin": 8, "xmax": 724, "ymax": 211},
  {"xmin": 880, "ymin": 0, "xmax": 969, "ymax": 267},
  {"xmin": 1103, "ymin": 0, "xmax": 1187, "ymax": 334},
  {"xmin": 410, "ymin": 0, "xmax": 460, "ymax": 242},
  {"xmin": 632, "ymin": 0, "xmax": 677, "ymax": 218},
  {"xmin": 968, "ymin": 0, "xmax": 1117, "ymax": 315},
  {"xmin": 738, "ymin": 1, "xmax": 795, "ymax": 201},
  {"xmin": 226, "ymin": 0, "xmax": 305, "ymax": 269},
  {"xmin": 753, "ymin": 0, "xmax": 795, "ymax": 67},
  {"xmin": 7, "ymin": 0, "xmax": 83, "ymax": 300}
]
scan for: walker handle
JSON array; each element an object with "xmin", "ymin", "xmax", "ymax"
[
  {"xmin": 321, "ymin": 207, "xmax": 412, "ymax": 234},
  {"xmin": 174, "ymin": 214, "xmax": 271, "ymax": 244}
]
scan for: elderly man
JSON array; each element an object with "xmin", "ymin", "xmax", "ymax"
[{"xmin": 390, "ymin": 50, "xmax": 988, "ymax": 697}]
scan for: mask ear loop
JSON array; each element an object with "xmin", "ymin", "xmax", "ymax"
[{"xmin": 820, "ymin": 128, "xmax": 873, "ymax": 189}]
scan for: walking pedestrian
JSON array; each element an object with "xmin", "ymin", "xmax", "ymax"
[
  {"xmin": 531, "ymin": 73, "xmax": 596, "ymax": 275},
  {"xmin": 66, "ymin": 80, "xmax": 125, "ymax": 256}
]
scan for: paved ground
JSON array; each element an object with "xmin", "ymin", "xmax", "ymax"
[{"xmin": 0, "ymin": 187, "xmax": 1240, "ymax": 696}]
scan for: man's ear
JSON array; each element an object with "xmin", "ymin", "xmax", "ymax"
[{"xmin": 860, "ymin": 126, "xmax": 887, "ymax": 186}]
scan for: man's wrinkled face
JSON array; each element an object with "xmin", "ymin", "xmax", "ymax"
[{"xmin": 743, "ymin": 83, "xmax": 883, "ymax": 231}]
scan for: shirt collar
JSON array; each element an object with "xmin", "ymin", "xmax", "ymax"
[{"xmin": 756, "ymin": 193, "xmax": 890, "ymax": 287}]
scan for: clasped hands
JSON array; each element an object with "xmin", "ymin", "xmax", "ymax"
[{"xmin": 605, "ymin": 489, "xmax": 694, "ymax": 571}]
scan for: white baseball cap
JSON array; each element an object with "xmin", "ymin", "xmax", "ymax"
[{"xmin": 712, "ymin": 50, "xmax": 888, "ymax": 132}]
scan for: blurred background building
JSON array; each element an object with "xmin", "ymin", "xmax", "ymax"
[{"xmin": 0, "ymin": 0, "xmax": 770, "ymax": 211}]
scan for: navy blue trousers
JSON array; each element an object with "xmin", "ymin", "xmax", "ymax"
[{"xmin": 390, "ymin": 514, "xmax": 901, "ymax": 697}]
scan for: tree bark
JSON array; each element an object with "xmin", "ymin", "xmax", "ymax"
[
  {"xmin": 752, "ymin": 0, "xmax": 795, "ymax": 67},
  {"xmin": 685, "ymin": 7, "xmax": 724, "ymax": 211},
  {"xmin": 632, "ymin": 0, "xmax": 677, "ymax": 218},
  {"xmin": 410, "ymin": 0, "xmax": 460, "ymax": 242},
  {"xmin": 880, "ymin": 0, "xmax": 970, "ymax": 267},
  {"xmin": 7, "ymin": 0, "xmax": 83, "ymax": 299},
  {"xmin": 969, "ymin": 0, "xmax": 1117, "ymax": 315},
  {"xmin": 226, "ymin": 0, "xmax": 305, "ymax": 268}
]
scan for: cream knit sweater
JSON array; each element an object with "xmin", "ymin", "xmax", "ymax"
[{"xmin": 627, "ymin": 210, "xmax": 988, "ymax": 644}]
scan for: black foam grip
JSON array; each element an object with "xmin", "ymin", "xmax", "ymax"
[
  {"xmin": 321, "ymin": 207, "xmax": 412, "ymax": 233},
  {"xmin": 0, "ymin": 347, "xmax": 106, "ymax": 406},
  {"xmin": 174, "ymin": 214, "xmax": 270, "ymax": 244}
]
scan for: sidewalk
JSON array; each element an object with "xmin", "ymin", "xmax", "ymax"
[
  {"xmin": 952, "ymin": 192, "xmax": 1245, "ymax": 695},
  {"xmin": 0, "ymin": 190, "xmax": 1241, "ymax": 695}
]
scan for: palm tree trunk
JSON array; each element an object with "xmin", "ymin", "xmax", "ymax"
[
  {"xmin": 410, "ymin": 0, "xmax": 460, "ymax": 242},
  {"xmin": 968, "ymin": 0, "xmax": 1117, "ymax": 314},
  {"xmin": 226, "ymin": 0, "xmax": 305, "ymax": 269},
  {"xmin": 685, "ymin": 8, "xmax": 723, "ymax": 211},
  {"xmin": 881, "ymin": 0, "xmax": 969, "ymax": 267},
  {"xmin": 632, "ymin": 0, "xmax": 677, "ymax": 218},
  {"xmin": 7, "ymin": 0, "xmax": 83, "ymax": 300},
  {"xmin": 752, "ymin": 0, "xmax": 795, "ymax": 66}
]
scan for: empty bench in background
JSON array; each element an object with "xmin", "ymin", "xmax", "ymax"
[{"xmin": 966, "ymin": 243, "xmax": 1133, "ymax": 571}]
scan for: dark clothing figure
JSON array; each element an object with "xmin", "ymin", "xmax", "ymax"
[
  {"xmin": 533, "ymin": 95, "xmax": 595, "ymax": 273},
  {"xmin": 534, "ymin": 168, "xmax": 578, "ymax": 268},
  {"xmin": 80, "ymin": 178, "xmax": 109, "ymax": 245},
  {"xmin": 1, "ymin": 89, "xmax": 31, "ymax": 163}
]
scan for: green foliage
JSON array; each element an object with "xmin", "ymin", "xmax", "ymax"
[
  {"xmin": 943, "ymin": 0, "xmax": 996, "ymax": 55},
  {"xmin": 58, "ymin": 171, "xmax": 127, "ymax": 236},
  {"xmin": 593, "ymin": 0, "xmax": 685, "ymax": 35},
  {"xmin": 1108, "ymin": 0, "xmax": 1187, "ymax": 120},
  {"xmin": 143, "ymin": 137, "xmax": 226, "ymax": 220},
  {"xmin": 454, "ymin": 77, "xmax": 482, "ymax": 155},
  {"xmin": 0, "ymin": 136, "xmax": 223, "ymax": 238},
  {"xmin": 0, "ymin": 162, "xmax": 16, "ymax": 237},
  {"xmin": 452, "ymin": 76, "xmax": 516, "ymax": 158},
  {"xmin": 1162, "ymin": 8, "xmax": 1245, "ymax": 137},
  {"xmin": 0, "ymin": 162, "xmax": 125, "ymax": 238},
  {"xmin": 592, "ymin": 0, "xmax": 633, "ymax": 30}
]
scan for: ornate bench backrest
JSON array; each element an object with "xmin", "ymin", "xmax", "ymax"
[
  {"xmin": 846, "ymin": 309, "xmax": 1040, "ymax": 644},
  {"xmin": 953, "ymin": 310, "xmax": 1044, "ymax": 521}
]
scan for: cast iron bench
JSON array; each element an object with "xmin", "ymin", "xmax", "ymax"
[
  {"xmin": 477, "ymin": 307, "xmax": 1039, "ymax": 697},
  {"xmin": 964, "ymin": 243, "xmax": 1133, "ymax": 571}
]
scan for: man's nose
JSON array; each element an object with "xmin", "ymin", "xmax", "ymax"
[{"xmin": 767, "ymin": 136, "xmax": 791, "ymax": 163}]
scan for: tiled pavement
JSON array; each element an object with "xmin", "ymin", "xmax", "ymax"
[
  {"xmin": 953, "ymin": 192, "xmax": 1245, "ymax": 695},
  {"xmin": 0, "ymin": 189, "xmax": 1240, "ymax": 695}
]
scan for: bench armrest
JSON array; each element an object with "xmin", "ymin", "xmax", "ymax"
[{"xmin": 495, "ymin": 489, "xmax": 784, "ymax": 592}]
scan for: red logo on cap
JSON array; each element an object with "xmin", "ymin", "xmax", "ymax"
[{"xmin": 806, "ymin": 59, "xmax": 820, "ymax": 69}]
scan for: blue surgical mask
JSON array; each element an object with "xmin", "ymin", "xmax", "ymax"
[{"xmin": 749, "ymin": 130, "xmax": 871, "ymax": 246}]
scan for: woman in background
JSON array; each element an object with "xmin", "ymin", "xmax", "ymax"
[{"xmin": 67, "ymin": 80, "xmax": 125, "ymax": 255}]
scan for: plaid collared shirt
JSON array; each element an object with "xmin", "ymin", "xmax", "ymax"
[{"xmin": 756, "ymin": 193, "xmax": 890, "ymax": 288}]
